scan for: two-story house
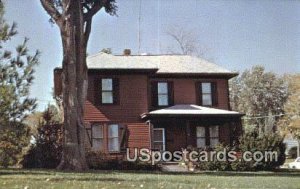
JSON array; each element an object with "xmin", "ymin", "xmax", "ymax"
[{"xmin": 54, "ymin": 50, "xmax": 243, "ymax": 160}]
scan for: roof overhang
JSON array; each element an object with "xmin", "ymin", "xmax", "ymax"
[
  {"xmin": 141, "ymin": 104, "xmax": 244, "ymax": 120},
  {"xmin": 54, "ymin": 67, "xmax": 159, "ymax": 75},
  {"xmin": 153, "ymin": 72, "xmax": 239, "ymax": 79}
]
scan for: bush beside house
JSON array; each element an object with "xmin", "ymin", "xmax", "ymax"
[{"xmin": 196, "ymin": 132, "xmax": 286, "ymax": 171}]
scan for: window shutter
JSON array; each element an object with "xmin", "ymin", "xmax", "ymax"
[
  {"xmin": 113, "ymin": 78, "xmax": 120, "ymax": 104},
  {"xmin": 196, "ymin": 82, "xmax": 202, "ymax": 106},
  {"xmin": 167, "ymin": 81, "xmax": 174, "ymax": 106},
  {"xmin": 205, "ymin": 127, "xmax": 210, "ymax": 146},
  {"xmin": 119, "ymin": 124, "xmax": 128, "ymax": 152},
  {"xmin": 85, "ymin": 128, "xmax": 92, "ymax": 146},
  {"xmin": 211, "ymin": 82, "xmax": 218, "ymax": 106},
  {"xmin": 94, "ymin": 77, "xmax": 102, "ymax": 105},
  {"xmin": 151, "ymin": 81, "xmax": 158, "ymax": 108}
]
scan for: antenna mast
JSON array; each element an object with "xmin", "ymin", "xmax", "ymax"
[{"xmin": 138, "ymin": 0, "xmax": 142, "ymax": 54}]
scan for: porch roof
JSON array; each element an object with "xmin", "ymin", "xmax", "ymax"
[{"xmin": 141, "ymin": 104, "xmax": 244, "ymax": 119}]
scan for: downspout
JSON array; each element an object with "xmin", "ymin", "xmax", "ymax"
[
  {"xmin": 297, "ymin": 139, "xmax": 300, "ymax": 157},
  {"xmin": 147, "ymin": 120, "xmax": 152, "ymax": 150}
]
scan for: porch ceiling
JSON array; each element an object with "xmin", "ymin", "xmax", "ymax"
[{"xmin": 141, "ymin": 104, "xmax": 244, "ymax": 119}]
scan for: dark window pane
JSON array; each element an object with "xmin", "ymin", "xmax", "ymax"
[
  {"xmin": 92, "ymin": 139, "xmax": 103, "ymax": 151},
  {"xmin": 197, "ymin": 138, "xmax": 206, "ymax": 148},
  {"xmin": 92, "ymin": 125, "xmax": 103, "ymax": 138},
  {"xmin": 209, "ymin": 126, "xmax": 219, "ymax": 138},
  {"xmin": 153, "ymin": 129, "xmax": 164, "ymax": 142}
]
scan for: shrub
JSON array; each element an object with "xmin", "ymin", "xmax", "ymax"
[
  {"xmin": 86, "ymin": 150, "xmax": 157, "ymax": 170},
  {"xmin": 195, "ymin": 132, "xmax": 286, "ymax": 171},
  {"xmin": 22, "ymin": 123, "xmax": 62, "ymax": 168},
  {"xmin": 234, "ymin": 132, "xmax": 286, "ymax": 171},
  {"xmin": 288, "ymin": 146, "xmax": 298, "ymax": 159},
  {"xmin": 22, "ymin": 106, "xmax": 63, "ymax": 168},
  {"xmin": 0, "ymin": 122, "xmax": 30, "ymax": 168}
]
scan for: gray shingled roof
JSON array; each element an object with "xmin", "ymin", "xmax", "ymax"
[{"xmin": 87, "ymin": 52, "xmax": 236, "ymax": 75}]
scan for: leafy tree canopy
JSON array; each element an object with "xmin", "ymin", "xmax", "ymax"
[
  {"xmin": 230, "ymin": 66, "xmax": 289, "ymax": 134},
  {"xmin": 0, "ymin": 1, "xmax": 39, "ymax": 167}
]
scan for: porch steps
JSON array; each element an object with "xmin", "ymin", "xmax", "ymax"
[{"xmin": 159, "ymin": 162, "xmax": 189, "ymax": 172}]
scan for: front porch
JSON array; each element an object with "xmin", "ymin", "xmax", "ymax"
[{"xmin": 141, "ymin": 104, "xmax": 243, "ymax": 152}]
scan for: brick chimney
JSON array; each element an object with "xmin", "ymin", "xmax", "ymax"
[{"xmin": 123, "ymin": 49, "xmax": 131, "ymax": 56}]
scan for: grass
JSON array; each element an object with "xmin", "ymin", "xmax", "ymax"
[{"xmin": 0, "ymin": 169, "xmax": 300, "ymax": 189}]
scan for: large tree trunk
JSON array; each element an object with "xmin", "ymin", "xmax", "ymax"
[{"xmin": 57, "ymin": 1, "xmax": 88, "ymax": 171}]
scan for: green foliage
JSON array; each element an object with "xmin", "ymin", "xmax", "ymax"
[
  {"xmin": 86, "ymin": 150, "xmax": 157, "ymax": 170},
  {"xmin": 288, "ymin": 146, "xmax": 298, "ymax": 159},
  {"xmin": 22, "ymin": 106, "xmax": 63, "ymax": 168},
  {"xmin": 232, "ymin": 132, "xmax": 286, "ymax": 171},
  {"xmin": 197, "ymin": 132, "xmax": 286, "ymax": 171},
  {"xmin": 0, "ymin": 1, "xmax": 39, "ymax": 168},
  {"xmin": 230, "ymin": 66, "xmax": 289, "ymax": 134},
  {"xmin": 0, "ymin": 122, "xmax": 30, "ymax": 168},
  {"xmin": 197, "ymin": 145, "xmax": 232, "ymax": 171},
  {"xmin": 278, "ymin": 74, "xmax": 300, "ymax": 141}
]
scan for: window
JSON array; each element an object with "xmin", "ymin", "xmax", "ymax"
[
  {"xmin": 209, "ymin": 126, "xmax": 219, "ymax": 147},
  {"xmin": 196, "ymin": 126, "xmax": 219, "ymax": 148},
  {"xmin": 100, "ymin": 78, "xmax": 119, "ymax": 104},
  {"xmin": 201, "ymin": 82, "xmax": 212, "ymax": 106},
  {"xmin": 101, "ymin": 79, "xmax": 113, "ymax": 104},
  {"xmin": 197, "ymin": 82, "xmax": 217, "ymax": 106},
  {"xmin": 91, "ymin": 124, "xmax": 104, "ymax": 151},
  {"xmin": 108, "ymin": 124, "xmax": 119, "ymax": 152},
  {"xmin": 158, "ymin": 82, "xmax": 169, "ymax": 106},
  {"xmin": 153, "ymin": 128, "xmax": 165, "ymax": 151},
  {"xmin": 151, "ymin": 81, "xmax": 173, "ymax": 108},
  {"xmin": 196, "ymin": 127, "xmax": 206, "ymax": 148}
]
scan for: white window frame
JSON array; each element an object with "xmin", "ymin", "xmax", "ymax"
[
  {"xmin": 196, "ymin": 126, "xmax": 220, "ymax": 148},
  {"xmin": 196, "ymin": 126, "xmax": 206, "ymax": 148},
  {"xmin": 201, "ymin": 82, "xmax": 213, "ymax": 106},
  {"xmin": 209, "ymin": 125, "xmax": 219, "ymax": 148},
  {"xmin": 157, "ymin": 82, "xmax": 169, "ymax": 106},
  {"xmin": 108, "ymin": 124, "xmax": 119, "ymax": 152},
  {"xmin": 153, "ymin": 128, "xmax": 165, "ymax": 151},
  {"xmin": 91, "ymin": 124, "xmax": 104, "ymax": 151},
  {"xmin": 101, "ymin": 78, "xmax": 114, "ymax": 104}
]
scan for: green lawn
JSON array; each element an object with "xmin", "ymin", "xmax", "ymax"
[{"xmin": 0, "ymin": 169, "xmax": 300, "ymax": 189}]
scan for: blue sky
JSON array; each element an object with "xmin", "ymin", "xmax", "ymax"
[{"xmin": 4, "ymin": 0, "xmax": 300, "ymax": 111}]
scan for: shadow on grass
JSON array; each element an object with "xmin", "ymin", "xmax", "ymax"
[
  {"xmin": 30, "ymin": 177, "xmax": 125, "ymax": 182},
  {"xmin": 114, "ymin": 169, "xmax": 300, "ymax": 178},
  {"xmin": 1, "ymin": 168, "xmax": 300, "ymax": 178},
  {"xmin": 0, "ymin": 169, "xmax": 53, "ymax": 176}
]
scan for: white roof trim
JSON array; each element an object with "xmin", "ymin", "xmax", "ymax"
[{"xmin": 147, "ymin": 104, "xmax": 241, "ymax": 115}]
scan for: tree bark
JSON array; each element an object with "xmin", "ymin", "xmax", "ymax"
[{"xmin": 56, "ymin": 1, "xmax": 89, "ymax": 171}]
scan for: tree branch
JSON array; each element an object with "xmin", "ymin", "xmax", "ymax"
[
  {"xmin": 84, "ymin": 18, "xmax": 92, "ymax": 47},
  {"xmin": 40, "ymin": 0, "xmax": 63, "ymax": 27},
  {"xmin": 83, "ymin": 0, "xmax": 106, "ymax": 21}
]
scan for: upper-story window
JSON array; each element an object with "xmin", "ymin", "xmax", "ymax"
[
  {"xmin": 197, "ymin": 82, "xmax": 217, "ymax": 106},
  {"xmin": 151, "ymin": 81, "xmax": 174, "ymax": 108},
  {"xmin": 100, "ymin": 78, "xmax": 119, "ymax": 104},
  {"xmin": 158, "ymin": 82, "xmax": 169, "ymax": 106}
]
